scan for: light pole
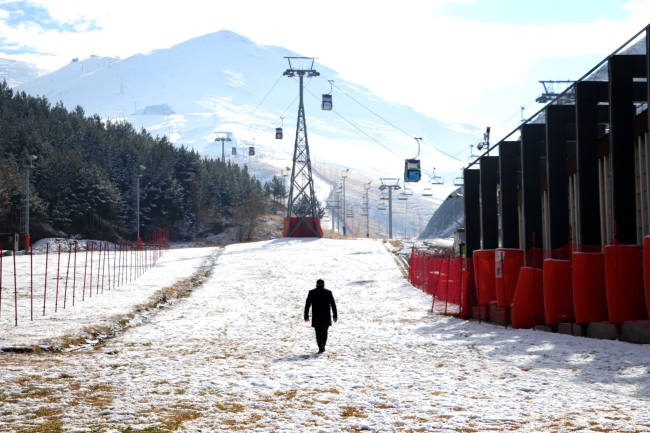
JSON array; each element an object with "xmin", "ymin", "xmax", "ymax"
[
  {"xmin": 341, "ymin": 169, "xmax": 349, "ymax": 235},
  {"xmin": 364, "ymin": 181, "xmax": 371, "ymax": 238},
  {"xmin": 378, "ymin": 178, "xmax": 401, "ymax": 239},
  {"xmin": 20, "ymin": 152, "xmax": 37, "ymax": 249},
  {"xmin": 214, "ymin": 132, "xmax": 232, "ymax": 161},
  {"xmin": 136, "ymin": 165, "xmax": 146, "ymax": 240}
]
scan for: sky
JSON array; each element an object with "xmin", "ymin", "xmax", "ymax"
[{"xmin": 0, "ymin": 0, "xmax": 648, "ymax": 143}]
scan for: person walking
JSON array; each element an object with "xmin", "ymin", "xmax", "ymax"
[{"xmin": 304, "ymin": 279, "xmax": 338, "ymax": 353}]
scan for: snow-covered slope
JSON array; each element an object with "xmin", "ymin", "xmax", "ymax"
[
  {"xmin": 419, "ymin": 187, "xmax": 464, "ymax": 239},
  {"xmin": 17, "ymin": 31, "xmax": 473, "ymax": 189},
  {"xmin": 0, "ymin": 57, "xmax": 47, "ymax": 88}
]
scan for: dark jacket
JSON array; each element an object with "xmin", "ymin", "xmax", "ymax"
[{"xmin": 304, "ymin": 287, "xmax": 337, "ymax": 327}]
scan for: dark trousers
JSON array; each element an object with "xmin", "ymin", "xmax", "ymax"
[{"xmin": 314, "ymin": 325, "xmax": 329, "ymax": 350}]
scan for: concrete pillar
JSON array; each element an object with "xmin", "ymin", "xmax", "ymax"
[
  {"xmin": 463, "ymin": 168, "xmax": 481, "ymax": 256},
  {"xmin": 520, "ymin": 124, "xmax": 546, "ymax": 250},
  {"xmin": 498, "ymin": 142, "xmax": 520, "ymax": 248}
]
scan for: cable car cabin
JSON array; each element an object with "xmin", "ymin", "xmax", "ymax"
[
  {"xmin": 321, "ymin": 94, "xmax": 332, "ymax": 111},
  {"xmin": 231, "ymin": 147, "xmax": 237, "ymax": 156},
  {"xmin": 249, "ymin": 146, "xmax": 255, "ymax": 156},
  {"xmin": 422, "ymin": 188, "xmax": 433, "ymax": 197},
  {"xmin": 404, "ymin": 159, "xmax": 421, "ymax": 182},
  {"xmin": 276, "ymin": 127, "xmax": 283, "ymax": 139}
]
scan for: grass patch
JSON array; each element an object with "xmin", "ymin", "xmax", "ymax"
[
  {"xmin": 17, "ymin": 420, "xmax": 63, "ymax": 433},
  {"xmin": 274, "ymin": 389, "xmax": 297, "ymax": 399},
  {"xmin": 161, "ymin": 409, "xmax": 201, "ymax": 430},
  {"xmin": 340, "ymin": 406, "xmax": 365, "ymax": 418}
]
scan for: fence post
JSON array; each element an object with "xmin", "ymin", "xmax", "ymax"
[
  {"xmin": 43, "ymin": 243, "xmax": 49, "ymax": 315},
  {"xmin": 30, "ymin": 245, "xmax": 33, "ymax": 321},
  {"xmin": 73, "ymin": 243, "xmax": 77, "ymax": 306},
  {"xmin": 83, "ymin": 243, "xmax": 88, "ymax": 301},
  {"xmin": 1, "ymin": 242, "xmax": 3, "ymax": 318},
  {"xmin": 63, "ymin": 243, "xmax": 71, "ymax": 309},
  {"xmin": 13, "ymin": 245, "xmax": 17, "ymax": 326},
  {"xmin": 55, "ymin": 244, "xmax": 61, "ymax": 312},
  {"xmin": 89, "ymin": 242, "xmax": 93, "ymax": 298}
]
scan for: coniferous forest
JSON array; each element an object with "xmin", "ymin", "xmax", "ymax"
[{"xmin": 0, "ymin": 82, "xmax": 267, "ymax": 242}]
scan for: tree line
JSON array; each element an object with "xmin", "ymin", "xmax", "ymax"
[{"xmin": 0, "ymin": 82, "xmax": 268, "ymax": 242}]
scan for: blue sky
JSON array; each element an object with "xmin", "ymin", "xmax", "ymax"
[{"xmin": 0, "ymin": 0, "xmax": 647, "ymax": 142}]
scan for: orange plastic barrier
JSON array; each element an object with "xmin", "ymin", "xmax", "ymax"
[
  {"xmin": 495, "ymin": 249, "xmax": 524, "ymax": 308},
  {"xmin": 511, "ymin": 267, "xmax": 545, "ymax": 329},
  {"xmin": 283, "ymin": 217, "xmax": 323, "ymax": 238},
  {"xmin": 572, "ymin": 252, "xmax": 608, "ymax": 324},
  {"xmin": 473, "ymin": 250, "xmax": 496, "ymax": 306},
  {"xmin": 542, "ymin": 259, "xmax": 573, "ymax": 327},
  {"xmin": 604, "ymin": 244, "xmax": 647, "ymax": 324}
]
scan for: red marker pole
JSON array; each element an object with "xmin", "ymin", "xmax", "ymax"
[
  {"xmin": 43, "ymin": 243, "xmax": 49, "ymax": 315},
  {"xmin": 63, "ymin": 243, "xmax": 71, "ymax": 309},
  {"xmin": 73, "ymin": 243, "xmax": 77, "ymax": 306},
  {"xmin": 30, "ymin": 245, "xmax": 33, "ymax": 321},
  {"xmin": 13, "ymin": 245, "xmax": 17, "ymax": 326},
  {"xmin": 89, "ymin": 243, "xmax": 93, "ymax": 298},
  {"xmin": 83, "ymin": 243, "xmax": 88, "ymax": 301},
  {"xmin": 55, "ymin": 244, "xmax": 61, "ymax": 312},
  {"xmin": 0, "ymin": 242, "xmax": 3, "ymax": 318}
]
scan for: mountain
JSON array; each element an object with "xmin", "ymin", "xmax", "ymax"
[
  {"xmin": 16, "ymin": 30, "xmax": 479, "ymax": 236},
  {"xmin": 419, "ymin": 187, "xmax": 464, "ymax": 239},
  {"xmin": 0, "ymin": 57, "xmax": 47, "ymax": 88}
]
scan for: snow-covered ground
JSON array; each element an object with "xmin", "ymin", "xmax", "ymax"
[
  {"xmin": 1, "ymin": 239, "xmax": 650, "ymax": 432},
  {"xmin": 1, "ymin": 246, "xmax": 215, "ymax": 348}
]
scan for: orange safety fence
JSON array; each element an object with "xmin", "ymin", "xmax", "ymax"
[{"xmin": 409, "ymin": 234, "xmax": 650, "ymax": 331}]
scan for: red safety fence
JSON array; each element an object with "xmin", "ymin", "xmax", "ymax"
[
  {"xmin": 408, "ymin": 249, "xmax": 461, "ymax": 316},
  {"xmin": 0, "ymin": 228, "xmax": 169, "ymax": 326},
  {"xmin": 408, "ymin": 233, "xmax": 650, "ymax": 331}
]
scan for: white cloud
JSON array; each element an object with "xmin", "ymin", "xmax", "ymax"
[{"xmin": 0, "ymin": 0, "xmax": 648, "ymax": 130}]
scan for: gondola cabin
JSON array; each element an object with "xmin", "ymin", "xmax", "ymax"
[
  {"xmin": 249, "ymin": 146, "xmax": 255, "ymax": 156},
  {"xmin": 404, "ymin": 159, "xmax": 421, "ymax": 182},
  {"xmin": 321, "ymin": 94, "xmax": 332, "ymax": 111},
  {"xmin": 276, "ymin": 127, "xmax": 283, "ymax": 139},
  {"xmin": 231, "ymin": 147, "xmax": 237, "ymax": 156}
]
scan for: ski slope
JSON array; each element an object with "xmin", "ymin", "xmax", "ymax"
[{"xmin": 1, "ymin": 239, "xmax": 650, "ymax": 432}]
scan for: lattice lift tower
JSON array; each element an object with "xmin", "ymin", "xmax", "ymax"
[{"xmin": 283, "ymin": 57, "xmax": 322, "ymax": 237}]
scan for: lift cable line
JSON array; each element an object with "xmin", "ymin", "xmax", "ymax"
[
  {"xmin": 248, "ymin": 77, "xmax": 315, "ymax": 141},
  {"xmin": 325, "ymin": 77, "xmax": 465, "ymax": 163},
  {"xmin": 242, "ymin": 74, "xmax": 284, "ymax": 124},
  {"xmin": 466, "ymin": 23, "xmax": 650, "ymax": 170},
  {"xmin": 301, "ymin": 85, "xmax": 404, "ymax": 161}
]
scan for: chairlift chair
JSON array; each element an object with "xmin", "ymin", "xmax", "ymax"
[
  {"xmin": 377, "ymin": 204, "xmax": 387, "ymax": 210},
  {"xmin": 430, "ymin": 167, "xmax": 444, "ymax": 185},
  {"xmin": 398, "ymin": 193, "xmax": 408, "ymax": 200},
  {"xmin": 249, "ymin": 146, "xmax": 255, "ymax": 156},
  {"xmin": 422, "ymin": 187, "xmax": 433, "ymax": 197},
  {"xmin": 379, "ymin": 192, "xmax": 389, "ymax": 200},
  {"xmin": 404, "ymin": 188, "xmax": 414, "ymax": 196},
  {"xmin": 453, "ymin": 176, "xmax": 464, "ymax": 187}
]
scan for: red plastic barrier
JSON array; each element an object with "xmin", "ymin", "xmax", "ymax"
[
  {"xmin": 543, "ymin": 259, "xmax": 573, "ymax": 327},
  {"xmin": 573, "ymin": 252, "xmax": 608, "ymax": 324},
  {"xmin": 283, "ymin": 217, "xmax": 324, "ymax": 238},
  {"xmin": 511, "ymin": 267, "xmax": 545, "ymax": 329},
  {"xmin": 645, "ymin": 237, "xmax": 650, "ymax": 318},
  {"xmin": 495, "ymin": 249, "xmax": 524, "ymax": 308},
  {"xmin": 604, "ymin": 244, "xmax": 647, "ymax": 324},
  {"xmin": 427, "ymin": 258, "xmax": 443, "ymax": 295},
  {"xmin": 473, "ymin": 250, "xmax": 496, "ymax": 306}
]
